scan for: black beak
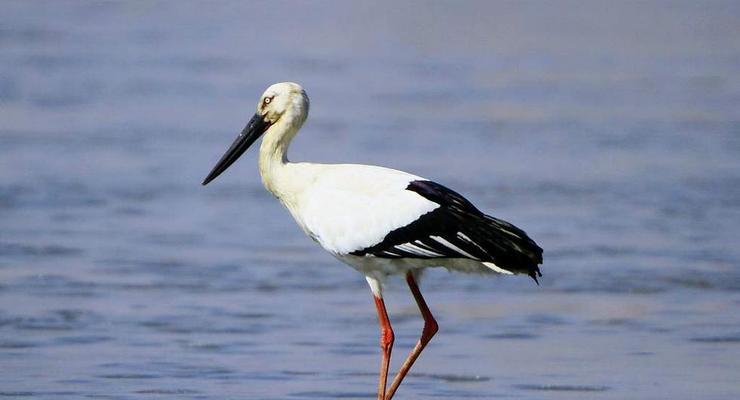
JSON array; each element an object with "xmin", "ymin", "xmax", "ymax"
[{"xmin": 202, "ymin": 113, "xmax": 272, "ymax": 186}]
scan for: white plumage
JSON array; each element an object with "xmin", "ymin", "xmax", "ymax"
[
  {"xmin": 292, "ymin": 164, "xmax": 435, "ymax": 256},
  {"xmin": 202, "ymin": 82, "xmax": 543, "ymax": 400}
]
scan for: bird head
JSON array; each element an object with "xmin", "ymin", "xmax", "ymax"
[
  {"xmin": 258, "ymin": 82, "xmax": 309, "ymax": 126},
  {"xmin": 202, "ymin": 82, "xmax": 309, "ymax": 186}
]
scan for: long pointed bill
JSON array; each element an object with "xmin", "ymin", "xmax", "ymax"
[{"xmin": 202, "ymin": 113, "xmax": 272, "ymax": 186}]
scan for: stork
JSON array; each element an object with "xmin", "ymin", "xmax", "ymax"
[{"xmin": 202, "ymin": 82, "xmax": 543, "ymax": 399}]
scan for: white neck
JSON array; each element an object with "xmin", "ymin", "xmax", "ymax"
[{"xmin": 258, "ymin": 111, "xmax": 304, "ymax": 199}]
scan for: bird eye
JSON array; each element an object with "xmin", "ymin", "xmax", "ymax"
[{"xmin": 263, "ymin": 97, "xmax": 272, "ymax": 106}]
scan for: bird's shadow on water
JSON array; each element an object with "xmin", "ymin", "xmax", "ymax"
[{"xmin": 288, "ymin": 371, "xmax": 495, "ymax": 399}]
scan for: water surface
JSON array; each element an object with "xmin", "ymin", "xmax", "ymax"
[{"xmin": 1, "ymin": 1, "xmax": 739, "ymax": 399}]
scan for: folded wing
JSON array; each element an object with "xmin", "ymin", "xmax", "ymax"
[{"xmin": 350, "ymin": 180, "xmax": 543, "ymax": 282}]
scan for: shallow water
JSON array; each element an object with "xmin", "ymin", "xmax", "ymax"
[{"xmin": 1, "ymin": 1, "xmax": 740, "ymax": 399}]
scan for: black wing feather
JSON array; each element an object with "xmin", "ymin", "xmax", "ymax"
[{"xmin": 350, "ymin": 180, "xmax": 543, "ymax": 282}]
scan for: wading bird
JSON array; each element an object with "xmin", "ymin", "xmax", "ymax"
[{"xmin": 202, "ymin": 82, "xmax": 543, "ymax": 400}]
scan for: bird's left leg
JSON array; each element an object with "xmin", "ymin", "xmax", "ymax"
[{"xmin": 385, "ymin": 271, "xmax": 438, "ymax": 400}]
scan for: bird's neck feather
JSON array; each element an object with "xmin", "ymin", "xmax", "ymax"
[{"xmin": 258, "ymin": 111, "xmax": 304, "ymax": 199}]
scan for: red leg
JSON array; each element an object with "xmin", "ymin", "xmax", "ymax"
[
  {"xmin": 373, "ymin": 295, "xmax": 395, "ymax": 400},
  {"xmin": 385, "ymin": 272, "xmax": 438, "ymax": 399}
]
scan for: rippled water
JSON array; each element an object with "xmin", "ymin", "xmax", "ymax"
[{"xmin": 1, "ymin": 1, "xmax": 739, "ymax": 399}]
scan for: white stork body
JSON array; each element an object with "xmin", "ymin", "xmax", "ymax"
[
  {"xmin": 202, "ymin": 82, "xmax": 543, "ymax": 400},
  {"xmin": 266, "ymin": 162, "xmax": 507, "ymax": 290}
]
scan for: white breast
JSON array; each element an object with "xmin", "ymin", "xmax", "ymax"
[{"xmin": 287, "ymin": 164, "xmax": 439, "ymax": 255}]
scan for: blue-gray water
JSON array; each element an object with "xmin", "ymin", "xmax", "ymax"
[{"xmin": 1, "ymin": 1, "xmax": 739, "ymax": 399}]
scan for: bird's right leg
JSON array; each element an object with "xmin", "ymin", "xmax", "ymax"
[
  {"xmin": 369, "ymin": 276, "xmax": 394, "ymax": 400},
  {"xmin": 385, "ymin": 271, "xmax": 438, "ymax": 399}
]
